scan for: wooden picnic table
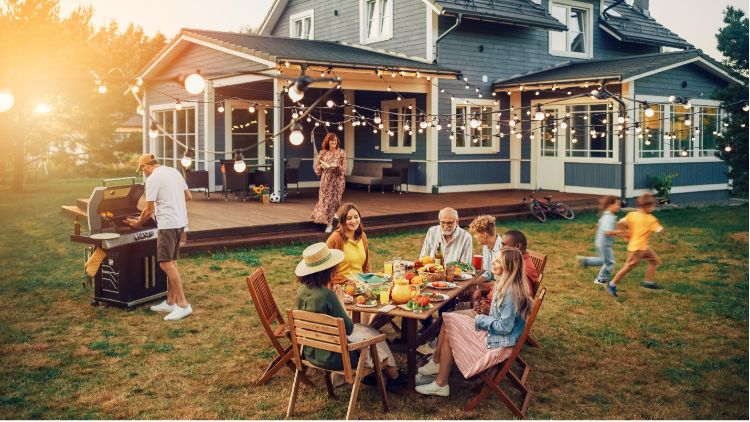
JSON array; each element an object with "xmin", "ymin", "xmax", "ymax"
[{"xmin": 345, "ymin": 275, "xmax": 479, "ymax": 391}]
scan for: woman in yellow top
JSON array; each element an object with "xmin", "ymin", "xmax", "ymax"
[{"xmin": 326, "ymin": 202, "xmax": 370, "ymax": 285}]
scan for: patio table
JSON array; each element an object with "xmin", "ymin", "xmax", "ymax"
[{"xmin": 345, "ymin": 275, "xmax": 478, "ymax": 390}]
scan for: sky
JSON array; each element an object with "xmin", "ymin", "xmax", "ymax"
[{"xmin": 59, "ymin": 0, "xmax": 747, "ymax": 61}]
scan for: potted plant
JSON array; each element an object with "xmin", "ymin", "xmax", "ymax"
[
  {"xmin": 252, "ymin": 184, "xmax": 270, "ymax": 203},
  {"xmin": 649, "ymin": 173, "xmax": 678, "ymax": 204}
]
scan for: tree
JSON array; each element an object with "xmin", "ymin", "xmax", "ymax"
[
  {"xmin": 714, "ymin": 6, "xmax": 749, "ymax": 196},
  {"xmin": 0, "ymin": 0, "xmax": 166, "ymax": 190}
]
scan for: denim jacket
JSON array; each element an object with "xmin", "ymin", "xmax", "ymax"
[{"xmin": 474, "ymin": 289, "xmax": 526, "ymax": 349}]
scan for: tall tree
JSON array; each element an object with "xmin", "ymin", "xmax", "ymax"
[{"xmin": 713, "ymin": 6, "xmax": 749, "ymax": 195}]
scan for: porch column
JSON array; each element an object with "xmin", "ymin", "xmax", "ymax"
[
  {"xmin": 142, "ymin": 90, "xmax": 148, "ymax": 154},
  {"xmin": 623, "ymin": 82, "xmax": 636, "ymax": 201},
  {"xmin": 344, "ymin": 89, "xmax": 355, "ymax": 175},
  {"xmin": 273, "ymin": 77, "xmax": 283, "ymax": 199},
  {"xmin": 203, "ymin": 80, "xmax": 216, "ymax": 188},
  {"xmin": 426, "ymin": 80, "xmax": 438, "ymax": 191},
  {"xmin": 509, "ymin": 91, "xmax": 526, "ymax": 187}
]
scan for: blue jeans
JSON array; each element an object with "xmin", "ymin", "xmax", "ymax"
[{"xmin": 581, "ymin": 241, "xmax": 615, "ymax": 281}]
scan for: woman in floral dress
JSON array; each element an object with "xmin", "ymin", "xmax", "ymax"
[{"xmin": 311, "ymin": 133, "xmax": 346, "ymax": 233}]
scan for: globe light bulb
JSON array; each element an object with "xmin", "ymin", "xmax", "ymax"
[
  {"xmin": 338, "ymin": 125, "xmax": 343, "ymax": 131},
  {"xmin": 131, "ymin": 85, "xmax": 140, "ymax": 94},
  {"xmin": 644, "ymin": 106, "xmax": 655, "ymax": 118},
  {"xmin": 0, "ymin": 90, "xmax": 14, "ymax": 112},
  {"xmin": 35, "ymin": 103, "xmax": 51, "ymax": 114},
  {"xmin": 373, "ymin": 114, "xmax": 382, "ymax": 124},
  {"xmin": 217, "ymin": 105, "xmax": 224, "ymax": 113},
  {"xmin": 184, "ymin": 72, "xmax": 205, "ymax": 95},
  {"xmin": 469, "ymin": 117, "xmax": 480, "ymax": 129},
  {"xmin": 288, "ymin": 83, "xmax": 305, "ymax": 102},
  {"xmin": 509, "ymin": 118, "xmax": 517, "ymax": 127},
  {"xmin": 420, "ymin": 120, "xmax": 429, "ymax": 129},
  {"xmin": 559, "ymin": 120, "xmax": 568, "ymax": 129},
  {"xmin": 249, "ymin": 105, "xmax": 256, "ymax": 113},
  {"xmin": 668, "ymin": 95, "xmax": 676, "ymax": 103},
  {"xmin": 148, "ymin": 124, "xmax": 159, "ymax": 140},
  {"xmin": 289, "ymin": 122, "xmax": 304, "ymax": 145},
  {"xmin": 743, "ymin": 104, "xmax": 749, "ymax": 112},
  {"xmin": 680, "ymin": 149, "xmax": 688, "ymax": 157},
  {"xmin": 97, "ymin": 85, "xmax": 108, "ymax": 94},
  {"xmin": 181, "ymin": 155, "xmax": 193, "ymax": 168},
  {"xmin": 403, "ymin": 123, "xmax": 410, "ymax": 131},
  {"xmin": 572, "ymin": 138, "xmax": 578, "ymax": 144},
  {"xmin": 617, "ymin": 115, "xmax": 625, "ymax": 124},
  {"xmin": 534, "ymin": 110, "xmax": 544, "ymax": 121},
  {"xmin": 175, "ymin": 101, "xmax": 183, "ymax": 111},
  {"xmin": 326, "ymin": 99, "xmax": 335, "ymax": 108},
  {"xmin": 515, "ymin": 133, "xmax": 522, "ymax": 139},
  {"xmin": 685, "ymin": 118, "xmax": 691, "ymax": 127},
  {"xmin": 233, "ymin": 159, "xmax": 246, "ymax": 173},
  {"xmin": 724, "ymin": 145, "xmax": 732, "ymax": 152}
]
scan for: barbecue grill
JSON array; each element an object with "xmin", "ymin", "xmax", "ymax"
[{"xmin": 70, "ymin": 177, "xmax": 167, "ymax": 310}]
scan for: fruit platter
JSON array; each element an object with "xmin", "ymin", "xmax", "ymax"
[
  {"xmin": 354, "ymin": 295, "xmax": 379, "ymax": 308},
  {"xmin": 398, "ymin": 295, "xmax": 434, "ymax": 312}
]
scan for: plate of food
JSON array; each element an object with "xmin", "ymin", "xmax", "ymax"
[
  {"xmin": 398, "ymin": 296, "xmax": 434, "ymax": 312},
  {"xmin": 423, "ymin": 291, "xmax": 449, "ymax": 302},
  {"xmin": 446, "ymin": 261, "xmax": 474, "ymax": 273},
  {"xmin": 453, "ymin": 272, "xmax": 473, "ymax": 281},
  {"xmin": 427, "ymin": 281, "xmax": 457, "ymax": 290},
  {"xmin": 355, "ymin": 297, "xmax": 379, "ymax": 308}
]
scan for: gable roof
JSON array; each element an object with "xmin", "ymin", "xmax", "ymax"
[
  {"xmin": 258, "ymin": 0, "xmax": 287, "ymax": 36},
  {"xmin": 139, "ymin": 29, "xmax": 461, "ymax": 80},
  {"xmin": 492, "ymin": 49, "xmax": 744, "ymax": 88},
  {"xmin": 600, "ymin": 0, "xmax": 692, "ymax": 49},
  {"xmin": 423, "ymin": 0, "xmax": 567, "ymax": 31}
]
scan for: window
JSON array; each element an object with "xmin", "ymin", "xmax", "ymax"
[
  {"xmin": 290, "ymin": 10, "xmax": 314, "ymax": 39},
  {"xmin": 669, "ymin": 105, "xmax": 722, "ymax": 158},
  {"xmin": 381, "ymin": 98, "xmax": 416, "ymax": 153},
  {"xmin": 549, "ymin": 1, "xmax": 592, "ymax": 58},
  {"xmin": 559, "ymin": 104, "xmax": 613, "ymax": 158},
  {"xmin": 639, "ymin": 104, "xmax": 664, "ymax": 158},
  {"xmin": 538, "ymin": 109, "xmax": 560, "ymax": 157},
  {"xmin": 361, "ymin": 0, "xmax": 392, "ymax": 44},
  {"xmin": 153, "ymin": 107, "xmax": 196, "ymax": 168},
  {"xmin": 451, "ymin": 99, "xmax": 499, "ymax": 154},
  {"xmin": 697, "ymin": 106, "xmax": 720, "ymax": 156}
]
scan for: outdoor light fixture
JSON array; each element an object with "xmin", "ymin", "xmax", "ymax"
[
  {"xmin": 373, "ymin": 113, "xmax": 382, "ymax": 124},
  {"xmin": 217, "ymin": 103, "xmax": 225, "ymax": 113},
  {"xmin": 289, "ymin": 121, "xmax": 304, "ymax": 145},
  {"xmin": 34, "ymin": 103, "xmax": 51, "ymax": 114},
  {"xmin": 248, "ymin": 104, "xmax": 256, "ymax": 113},
  {"xmin": 643, "ymin": 102, "xmax": 655, "ymax": 118},
  {"xmin": 0, "ymin": 90, "xmax": 14, "ymax": 112},
  {"xmin": 724, "ymin": 145, "xmax": 732, "ymax": 152},
  {"xmin": 534, "ymin": 105, "xmax": 544, "ymax": 121},
  {"xmin": 184, "ymin": 71, "xmax": 205, "ymax": 95},
  {"xmin": 97, "ymin": 84, "xmax": 108, "ymax": 94},
  {"xmin": 233, "ymin": 150, "xmax": 246, "ymax": 173},
  {"xmin": 175, "ymin": 100, "xmax": 183, "ymax": 111},
  {"xmin": 148, "ymin": 122, "xmax": 159, "ymax": 140},
  {"xmin": 288, "ymin": 75, "xmax": 312, "ymax": 103},
  {"xmin": 469, "ymin": 112, "xmax": 481, "ymax": 129},
  {"xmin": 180, "ymin": 148, "xmax": 194, "ymax": 168}
]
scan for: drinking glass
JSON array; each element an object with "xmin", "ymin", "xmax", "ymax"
[
  {"xmin": 379, "ymin": 288, "xmax": 390, "ymax": 305},
  {"xmin": 472, "ymin": 255, "xmax": 484, "ymax": 272},
  {"xmin": 384, "ymin": 260, "xmax": 393, "ymax": 276}
]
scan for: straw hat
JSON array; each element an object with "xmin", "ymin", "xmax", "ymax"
[{"xmin": 295, "ymin": 242, "xmax": 344, "ymax": 277}]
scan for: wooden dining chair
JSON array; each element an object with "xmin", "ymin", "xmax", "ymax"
[
  {"xmin": 464, "ymin": 288, "xmax": 546, "ymax": 418},
  {"xmin": 286, "ymin": 310, "xmax": 389, "ymax": 420},
  {"xmin": 525, "ymin": 249, "xmax": 548, "ymax": 295},
  {"xmin": 245, "ymin": 268, "xmax": 310, "ymax": 386}
]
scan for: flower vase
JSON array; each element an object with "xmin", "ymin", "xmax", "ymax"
[{"xmin": 262, "ymin": 194, "xmax": 270, "ymax": 204}]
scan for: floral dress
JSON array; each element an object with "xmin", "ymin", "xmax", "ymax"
[{"xmin": 311, "ymin": 148, "xmax": 346, "ymax": 225}]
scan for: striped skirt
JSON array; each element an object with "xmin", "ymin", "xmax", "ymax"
[{"xmin": 443, "ymin": 312, "xmax": 513, "ymax": 379}]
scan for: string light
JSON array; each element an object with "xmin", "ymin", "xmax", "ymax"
[
  {"xmin": 184, "ymin": 71, "xmax": 205, "ymax": 95},
  {"xmin": 0, "ymin": 90, "xmax": 14, "ymax": 112},
  {"xmin": 724, "ymin": 145, "xmax": 732, "ymax": 152},
  {"xmin": 97, "ymin": 85, "xmax": 108, "ymax": 94},
  {"xmin": 289, "ymin": 121, "xmax": 304, "ymax": 145},
  {"xmin": 175, "ymin": 100, "xmax": 183, "ymax": 111},
  {"xmin": 326, "ymin": 99, "xmax": 335, "ymax": 108},
  {"xmin": 288, "ymin": 75, "xmax": 312, "ymax": 102},
  {"xmin": 534, "ymin": 105, "xmax": 544, "ymax": 121},
  {"xmin": 233, "ymin": 150, "xmax": 246, "ymax": 173},
  {"xmin": 373, "ymin": 113, "xmax": 382, "ymax": 124},
  {"xmin": 249, "ymin": 104, "xmax": 256, "ymax": 113},
  {"xmin": 181, "ymin": 148, "xmax": 193, "ymax": 168},
  {"xmin": 148, "ymin": 122, "xmax": 159, "ymax": 140},
  {"xmin": 469, "ymin": 112, "xmax": 481, "ymax": 129}
]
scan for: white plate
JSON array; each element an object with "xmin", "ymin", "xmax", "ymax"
[
  {"xmin": 425, "ymin": 293, "xmax": 449, "ymax": 302},
  {"xmin": 90, "ymin": 233, "xmax": 120, "ymax": 240},
  {"xmin": 427, "ymin": 282, "xmax": 458, "ymax": 290},
  {"xmin": 356, "ymin": 302, "xmax": 379, "ymax": 308},
  {"xmin": 453, "ymin": 272, "xmax": 473, "ymax": 281},
  {"xmin": 398, "ymin": 303, "xmax": 434, "ymax": 312}
]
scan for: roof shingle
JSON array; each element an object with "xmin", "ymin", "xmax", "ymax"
[
  {"xmin": 426, "ymin": 0, "xmax": 567, "ymax": 31},
  {"xmin": 600, "ymin": 1, "xmax": 693, "ymax": 49}
]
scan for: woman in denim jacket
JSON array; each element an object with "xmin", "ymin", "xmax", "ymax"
[{"xmin": 416, "ymin": 247, "xmax": 534, "ymax": 397}]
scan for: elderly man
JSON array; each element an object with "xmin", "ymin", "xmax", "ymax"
[{"xmin": 419, "ymin": 207, "xmax": 473, "ymax": 265}]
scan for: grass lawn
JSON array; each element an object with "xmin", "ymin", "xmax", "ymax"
[{"xmin": 0, "ymin": 178, "xmax": 747, "ymax": 419}]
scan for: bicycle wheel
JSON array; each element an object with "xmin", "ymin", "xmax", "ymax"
[
  {"xmin": 554, "ymin": 203, "xmax": 575, "ymax": 220},
  {"xmin": 529, "ymin": 202, "xmax": 547, "ymax": 222}
]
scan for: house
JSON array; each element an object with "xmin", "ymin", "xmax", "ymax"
[{"xmin": 138, "ymin": 0, "xmax": 741, "ymax": 203}]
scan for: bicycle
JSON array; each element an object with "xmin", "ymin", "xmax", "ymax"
[{"xmin": 521, "ymin": 189, "xmax": 575, "ymax": 223}]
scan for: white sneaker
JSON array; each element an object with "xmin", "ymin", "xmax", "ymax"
[
  {"xmin": 164, "ymin": 304, "xmax": 193, "ymax": 321},
  {"xmin": 418, "ymin": 359, "xmax": 440, "ymax": 376},
  {"xmin": 415, "ymin": 373, "xmax": 435, "ymax": 386},
  {"xmin": 150, "ymin": 300, "xmax": 176, "ymax": 313},
  {"xmin": 324, "ymin": 224, "xmax": 333, "ymax": 233},
  {"xmin": 415, "ymin": 380, "xmax": 450, "ymax": 397}
]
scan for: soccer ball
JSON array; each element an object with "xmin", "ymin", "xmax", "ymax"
[{"xmin": 269, "ymin": 192, "xmax": 281, "ymax": 203}]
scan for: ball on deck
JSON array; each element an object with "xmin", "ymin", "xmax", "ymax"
[{"xmin": 269, "ymin": 192, "xmax": 281, "ymax": 203}]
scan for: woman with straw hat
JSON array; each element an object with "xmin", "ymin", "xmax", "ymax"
[{"xmin": 295, "ymin": 242, "xmax": 405, "ymax": 388}]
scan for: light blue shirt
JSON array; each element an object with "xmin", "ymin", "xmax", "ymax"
[
  {"xmin": 481, "ymin": 235, "xmax": 503, "ymax": 281},
  {"xmin": 596, "ymin": 211, "xmax": 617, "ymax": 245}
]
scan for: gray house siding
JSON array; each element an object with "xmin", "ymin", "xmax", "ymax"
[
  {"xmin": 438, "ymin": 161, "xmax": 511, "ymax": 186},
  {"xmin": 565, "ymin": 163, "xmax": 621, "ymax": 189},
  {"xmin": 634, "ymin": 162, "xmax": 728, "ymax": 189},
  {"xmin": 521, "ymin": 162, "xmax": 531, "ymax": 184},
  {"xmin": 270, "ymin": 0, "xmax": 427, "ymax": 59},
  {"xmin": 634, "ymin": 63, "xmax": 729, "ymax": 99}
]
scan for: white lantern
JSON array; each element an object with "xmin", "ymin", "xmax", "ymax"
[{"xmin": 184, "ymin": 72, "xmax": 206, "ymax": 95}]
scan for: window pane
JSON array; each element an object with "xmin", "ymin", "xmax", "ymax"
[
  {"xmin": 294, "ymin": 20, "xmax": 302, "ymax": 38},
  {"xmin": 699, "ymin": 106, "xmax": 719, "ymax": 156},
  {"xmin": 366, "ymin": 0, "xmax": 377, "ymax": 40},
  {"xmin": 303, "ymin": 17, "xmax": 311, "ymax": 39},
  {"xmin": 569, "ymin": 9, "xmax": 586, "ymax": 53},
  {"xmin": 455, "ymin": 106, "xmax": 466, "ymax": 148},
  {"xmin": 567, "ymin": 107, "xmax": 586, "ymax": 157},
  {"xmin": 549, "ymin": 5, "xmax": 566, "ymax": 51},
  {"xmin": 541, "ymin": 109, "xmax": 558, "ymax": 157},
  {"xmin": 640, "ymin": 104, "xmax": 663, "ymax": 158},
  {"xmin": 671, "ymin": 109, "xmax": 692, "ymax": 157},
  {"xmin": 388, "ymin": 107, "xmax": 398, "ymax": 147},
  {"xmin": 403, "ymin": 106, "xmax": 413, "ymax": 147},
  {"xmin": 186, "ymin": 108, "xmax": 195, "ymax": 133},
  {"xmin": 379, "ymin": 0, "xmax": 389, "ymax": 35},
  {"xmin": 480, "ymin": 108, "xmax": 491, "ymax": 147},
  {"xmin": 176, "ymin": 109, "xmax": 186, "ymax": 134},
  {"xmin": 590, "ymin": 105, "xmax": 609, "ymax": 158}
]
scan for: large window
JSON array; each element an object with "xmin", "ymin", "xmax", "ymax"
[
  {"xmin": 549, "ymin": 0, "xmax": 592, "ymax": 58},
  {"xmin": 153, "ymin": 107, "xmax": 196, "ymax": 168},
  {"xmin": 539, "ymin": 109, "xmax": 559, "ymax": 157},
  {"xmin": 361, "ymin": 0, "xmax": 392, "ymax": 44},
  {"xmin": 451, "ymin": 99, "xmax": 498, "ymax": 154},
  {"xmin": 381, "ymin": 98, "xmax": 416, "ymax": 153},
  {"xmin": 289, "ymin": 10, "xmax": 314, "ymax": 39},
  {"xmin": 697, "ymin": 106, "xmax": 720, "ymax": 156},
  {"xmin": 639, "ymin": 104, "xmax": 664, "ymax": 158},
  {"xmin": 669, "ymin": 105, "xmax": 722, "ymax": 158},
  {"xmin": 565, "ymin": 104, "xmax": 613, "ymax": 158}
]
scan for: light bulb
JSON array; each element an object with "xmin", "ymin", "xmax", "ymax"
[
  {"xmin": 572, "ymin": 138, "xmax": 578, "ymax": 144},
  {"xmin": 184, "ymin": 72, "xmax": 205, "ymax": 95},
  {"xmin": 338, "ymin": 125, "xmax": 343, "ymax": 131},
  {"xmin": 233, "ymin": 159, "xmax": 246, "ymax": 173},
  {"xmin": 724, "ymin": 145, "xmax": 732, "ymax": 152},
  {"xmin": 181, "ymin": 155, "xmax": 193, "ymax": 168},
  {"xmin": 534, "ymin": 110, "xmax": 544, "ymax": 121},
  {"xmin": 645, "ymin": 139, "xmax": 651, "ymax": 145},
  {"xmin": 0, "ymin": 90, "xmax": 14, "ymax": 112},
  {"xmin": 509, "ymin": 119, "xmax": 517, "ymax": 127},
  {"xmin": 685, "ymin": 118, "xmax": 691, "ymax": 127},
  {"xmin": 680, "ymin": 149, "xmax": 688, "ymax": 157},
  {"xmin": 420, "ymin": 120, "xmax": 428, "ymax": 129},
  {"xmin": 217, "ymin": 104, "xmax": 224, "ymax": 113},
  {"xmin": 530, "ymin": 133, "xmax": 535, "ymax": 140},
  {"xmin": 403, "ymin": 123, "xmax": 410, "ymax": 131},
  {"xmin": 644, "ymin": 106, "xmax": 655, "ymax": 118},
  {"xmin": 560, "ymin": 120, "xmax": 568, "ymax": 129},
  {"xmin": 378, "ymin": 123, "xmax": 384, "ymax": 129},
  {"xmin": 326, "ymin": 99, "xmax": 335, "ymax": 108},
  {"xmin": 97, "ymin": 85, "xmax": 108, "ymax": 94},
  {"xmin": 288, "ymin": 84, "xmax": 304, "ymax": 102},
  {"xmin": 175, "ymin": 101, "xmax": 183, "ymax": 111},
  {"xmin": 668, "ymin": 95, "xmax": 676, "ymax": 103},
  {"xmin": 148, "ymin": 124, "xmax": 159, "ymax": 140},
  {"xmin": 469, "ymin": 118, "xmax": 480, "ymax": 129},
  {"xmin": 373, "ymin": 114, "xmax": 382, "ymax": 124},
  {"xmin": 743, "ymin": 104, "xmax": 749, "ymax": 112},
  {"xmin": 249, "ymin": 105, "xmax": 256, "ymax": 113},
  {"xmin": 515, "ymin": 133, "xmax": 522, "ymax": 139},
  {"xmin": 617, "ymin": 115, "xmax": 625, "ymax": 124}
]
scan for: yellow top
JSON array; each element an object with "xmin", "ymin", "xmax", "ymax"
[
  {"xmin": 337, "ymin": 238, "xmax": 367, "ymax": 280},
  {"xmin": 624, "ymin": 210, "xmax": 663, "ymax": 252}
]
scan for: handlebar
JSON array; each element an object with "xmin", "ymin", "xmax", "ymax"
[{"xmin": 521, "ymin": 187, "xmax": 544, "ymax": 203}]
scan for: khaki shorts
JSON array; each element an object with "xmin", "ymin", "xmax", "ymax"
[{"xmin": 157, "ymin": 228, "xmax": 184, "ymax": 262}]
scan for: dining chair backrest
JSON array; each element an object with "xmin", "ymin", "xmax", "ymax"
[
  {"xmin": 246, "ymin": 268, "xmax": 285, "ymax": 348},
  {"xmin": 526, "ymin": 249, "xmax": 547, "ymax": 294},
  {"xmin": 287, "ymin": 309, "xmax": 354, "ymax": 383}
]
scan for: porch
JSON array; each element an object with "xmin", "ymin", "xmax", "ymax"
[{"xmin": 180, "ymin": 188, "xmax": 600, "ymax": 252}]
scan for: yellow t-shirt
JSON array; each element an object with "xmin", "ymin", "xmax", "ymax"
[
  {"xmin": 337, "ymin": 238, "xmax": 366, "ymax": 280},
  {"xmin": 624, "ymin": 210, "xmax": 663, "ymax": 252}
]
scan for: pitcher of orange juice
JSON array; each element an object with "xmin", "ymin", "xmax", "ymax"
[{"xmin": 391, "ymin": 278, "xmax": 418, "ymax": 305}]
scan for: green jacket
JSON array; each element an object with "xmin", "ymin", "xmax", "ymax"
[{"xmin": 295, "ymin": 285, "xmax": 355, "ymax": 370}]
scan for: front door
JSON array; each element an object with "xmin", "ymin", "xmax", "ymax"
[
  {"xmin": 534, "ymin": 106, "xmax": 564, "ymax": 191},
  {"xmin": 225, "ymin": 101, "xmax": 273, "ymax": 164}
]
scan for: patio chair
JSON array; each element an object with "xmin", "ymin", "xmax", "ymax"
[
  {"xmin": 286, "ymin": 309, "xmax": 389, "ymax": 420},
  {"xmin": 525, "ymin": 250, "xmax": 547, "ymax": 348},
  {"xmin": 285, "ymin": 158, "xmax": 301, "ymax": 194},
  {"xmin": 245, "ymin": 268, "xmax": 310, "ymax": 386},
  {"xmin": 464, "ymin": 288, "xmax": 546, "ymax": 418}
]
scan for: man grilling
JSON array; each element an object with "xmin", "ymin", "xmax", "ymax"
[{"xmin": 127, "ymin": 153, "xmax": 193, "ymax": 321}]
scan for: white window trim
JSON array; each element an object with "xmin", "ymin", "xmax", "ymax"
[
  {"xmin": 381, "ymin": 98, "xmax": 416, "ymax": 154},
  {"xmin": 360, "ymin": 0, "xmax": 393, "ymax": 45},
  {"xmin": 634, "ymin": 95, "xmax": 724, "ymax": 163},
  {"xmin": 289, "ymin": 9, "xmax": 314, "ymax": 40},
  {"xmin": 531, "ymin": 98, "xmax": 619, "ymax": 163},
  {"xmin": 224, "ymin": 100, "xmax": 273, "ymax": 162},
  {"xmin": 148, "ymin": 102, "xmax": 199, "ymax": 168},
  {"xmin": 548, "ymin": 0, "xmax": 594, "ymax": 59},
  {"xmin": 450, "ymin": 98, "xmax": 500, "ymax": 155}
]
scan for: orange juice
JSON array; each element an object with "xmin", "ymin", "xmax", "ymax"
[
  {"xmin": 384, "ymin": 260, "xmax": 393, "ymax": 276},
  {"xmin": 379, "ymin": 288, "xmax": 390, "ymax": 304}
]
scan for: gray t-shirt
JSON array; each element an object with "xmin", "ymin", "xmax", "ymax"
[
  {"xmin": 596, "ymin": 210, "xmax": 617, "ymax": 245},
  {"xmin": 145, "ymin": 166, "xmax": 188, "ymax": 229}
]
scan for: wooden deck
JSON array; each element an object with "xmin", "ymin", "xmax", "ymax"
[{"xmin": 63, "ymin": 188, "xmax": 600, "ymax": 252}]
